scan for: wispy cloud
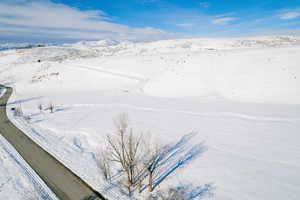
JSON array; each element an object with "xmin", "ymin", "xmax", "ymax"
[
  {"xmin": 199, "ymin": 2, "xmax": 210, "ymax": 8},
  {"xmin": 175, "ymin": 23, "xmax": 194, "ymax": 27},
  {"xmin": 279, "ymin": 12, "xmax": 300, "ymax": 20},
  {"xmin": 212, "ymin": 17, "xmax": 237, "ymax": 25},
  {"xmin": 0, "ymin": 0, "xmax": 176, "ymax": 42}
]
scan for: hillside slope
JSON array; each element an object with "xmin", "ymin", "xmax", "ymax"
[{"xmin": 0, "ymin": 36, "xmax": 300, "ymax": 200}]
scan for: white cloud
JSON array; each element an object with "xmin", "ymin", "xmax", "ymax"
[
  {"xmin": 199, "ymin": 2, "xmax": 210, "ymax": 8},
  {"xmin": 212, "ymin": 17, "xmax": 237, "ymax": 25},
  {"xmin": 279, "ymin": 12, "xmax": 300, "ymax": 20},
  {"xmin": 175, "ymin": 23, "xmax": 194, "ymax": 27},
  {"xmin": 0, "ymin": 0, "xmax": 176, "ymax": 41}
]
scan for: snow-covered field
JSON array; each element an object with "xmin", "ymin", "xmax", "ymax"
[{"xmin": 0, "ymin": 36, "xmax": 300, "ymax": 200}]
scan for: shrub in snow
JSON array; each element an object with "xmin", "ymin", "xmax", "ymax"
[
  {"xmin": 13, "ymin": 107, "xmax": 23, "ymax": 117},
  {"xmin": 96, "ymin": 150, "xmax": 111, "ymax": 182},
  {"xmin": 23, "ymin": 115, "xmax": 32, "ymax": 123},
  {"xmin": 45, "ymin": 102, "xmax": 55, "ymax": 113},
  {"xmin": 38, "ymin": 104, "xmax": 43, "ymax": 112},
  {"xmin": 147, "ymin": 184, "xmax": 214, "ymax": 200}
]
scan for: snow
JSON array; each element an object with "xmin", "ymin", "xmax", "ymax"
[
  {"xmin": 144, "ymin": 47, "xmax": 300, "ymax": 104},
  {"xmin": 0, "ymin": 36, "xmax": 300, "ymax": 199},
  {"xmin": 0, "ymin": 88, "xmax": 57, "ymax": 200}
]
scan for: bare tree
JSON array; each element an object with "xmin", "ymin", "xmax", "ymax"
[
  {"xmin": 147, "ymin": 184, "xmax": 214, "ymax": 200},
  {"xmin": 105, "ymin": 113, "xmax": 145, "ymax": 196},
  {"xmin": 145, "ymin": 145, "xmax": 165, "ymax": 192},
  {"xmin": 14, "ymin": 106, "xmax": 23, "ymax": 117},
  {"xmin": 49, "ymin": 102, "xmax": 54, "ymax": 113},
  {"xmin": 99, "ymin": 114, "xmax": 204, "ymax": 197},
  {"xmin": 38, "ymin": 103, "xmax": 43, "ymax": 112},
  {"xmin": 96, "ymin": 149, "xmax": 111, "ymax": 182}
]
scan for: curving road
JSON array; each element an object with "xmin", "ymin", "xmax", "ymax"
[{"xmin": 0, "ymin": 85, "xmax": 106, "ymax": 200}]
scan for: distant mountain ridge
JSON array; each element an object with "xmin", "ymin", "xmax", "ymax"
[{"xmin": 0, "ymin": 43, "xmax": 48, "ymax": 51}]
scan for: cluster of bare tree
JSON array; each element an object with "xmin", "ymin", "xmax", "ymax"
[
  {"xmin": 13, "ymin": 106, "xmax": 23, "ymax": 117},
  {"xmin": 11, "ymin": 102, "xmax": 55, "ymax": 123},
  {"xmin": 97, "ymin": 113, "xmax": 144, "ymax": 196},
  {"xmin": 97, "ymin": 114, "xmax": 204, "ymax": 197},
  {"xmin": 12, "ymin": 104, "xmax": 32, "ymax": 123},
  {"xmin": 13, "ymin": 102, "xmax": 55, "ymax": 117},
  {"xmin": 37, "ymin": 102, "xmax": 55, "ymax": 113},
  {"xmin": 146, "ymin": 184, "xmax": 214, "ymax": 200}
]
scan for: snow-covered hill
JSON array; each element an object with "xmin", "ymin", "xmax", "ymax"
[{"xmin": 0, "ymin": 36, "xmax": 300, "ymax": 200}]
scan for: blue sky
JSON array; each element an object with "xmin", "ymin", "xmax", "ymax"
[{"xmin": 0, "ymin": 0, "xmax": 300, "ymax": 43}]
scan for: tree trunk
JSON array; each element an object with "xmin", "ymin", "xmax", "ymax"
[
  {"xmin": 148, "ymin": 172, "xmax": 153, "ymax": 192},
  {"xmin": 128, "ymin": 178, "xmax": 132, "ymax": 196}
]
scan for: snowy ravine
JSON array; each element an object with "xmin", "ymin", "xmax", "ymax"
[{"xmin": 0, "ymin": 36, "xmax": 300, "ymax": 200}]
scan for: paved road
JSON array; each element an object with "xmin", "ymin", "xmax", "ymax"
[{"xmin": 0, "ymin": 85, "xmax": 106, "ymax": 200}]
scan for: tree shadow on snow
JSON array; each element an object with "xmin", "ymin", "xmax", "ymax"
[
  {"xmin": 145, "ymin": 132, "xmax": 207, "ymax": 192},
  {"xmin": 55, "ymin": 106, "xmax": 72, "ymax": 113},
  {"xmin": 102, "ymin": 133, "xmax": 212, "ymax": 199},
  {"xmin": 4, "ymin": 96, "xmax": 42, "ymax": 106}
]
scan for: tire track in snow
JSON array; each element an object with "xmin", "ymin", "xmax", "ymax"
[
  {"xmin": 63, "ymin": 63, "xmax": 147, "ymax": 82},
  {"xmin": 67, "ymin": 103, "xmax": 300, "ymax": 123},
  {"xmin": 208, "ymin": 144, "xmax": 300, "ymax": 168}
]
